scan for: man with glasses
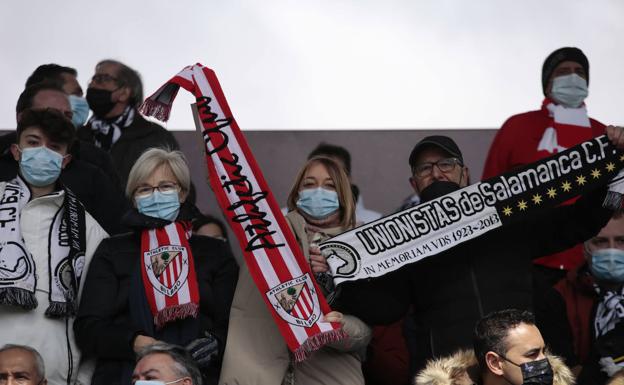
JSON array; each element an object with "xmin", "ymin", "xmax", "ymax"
[
  {"xmin": 0, "ymin": 345, "xmax": 48, "ymax": 385},
  {"xmin": 79, "ymin": 60, "xmax": 179, "ymax": 189},
  {"xmin": 132, "ymin": 343, "xmax": 201, "ymax": 385},
  {"xmin": 337, "ymin": 133, "xmax": 621, "ymax": 381}
]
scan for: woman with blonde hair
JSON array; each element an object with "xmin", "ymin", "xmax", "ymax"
[
  {"xmin": 220, "ymin": 156, "xmax": 371, "ymax": 385},
  {"xmin": 75, "ymin": 148, "xmax": 238, "ymax": 385}
]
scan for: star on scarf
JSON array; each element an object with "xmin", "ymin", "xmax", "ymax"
[
  {"xmin": 576, "ymin": 175, "xmax": 587, "ymax": 186},
  {"xmin": 532, "ymin": 194, "xmax": 543, "ymax": 205},
  {"xmin": 561, "ymin": 181, "xmax": 572, "ymax": 192},
  {"xmin": 591, "ymin": 169, "xmax": 601, "ymax": 179},
  {"xmin": 502, "ymin": 206, "xmax": 513, "ymax": 216},
  {"xmin": 606, "ymin": 162, "xmax": 616, "ymax": 172},
  {"xmin": 547, "ymin": 187, "xmax": 557, "ymax": 198},
  {"xmin": 517, "ymin": 200, "xmax": 528, "ymax": 211}
]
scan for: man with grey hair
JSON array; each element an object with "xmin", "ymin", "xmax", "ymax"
[
  {"xmin": 132, "ymin": 343, "xmax": 202, "ymax": 385},
  {"xmin": 79, "ymin": 59, "xmax": 179, "ymax": 188},
  {"xmin": 0, "ymin": 344, "xmax": 47, "ymax": 385}
]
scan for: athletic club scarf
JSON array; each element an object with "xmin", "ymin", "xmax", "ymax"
[
  {"xmin": 594, "ymin": 284, "xmax": 624, "ymax": 338},
  {"xmin": 88, "ymin": 105, "xmax": 135, "ymax": 150},
  {"xmin": 320, "ymin": 136, "xmax": 624, "ymax": 285},
  {"xmin": 536, "ymin": 98, "xmax": 592, "ymax": 158},
  {"xmin": 140, "ymin": 63, "xmax": 344, "ymax": 361},
  {"xmin": 0, "ymin": 177, "xmax": 86, "ymax": 317},
  {"xmin": 140, "ymin": 221, "xmax": 200, "ymax": 329}
]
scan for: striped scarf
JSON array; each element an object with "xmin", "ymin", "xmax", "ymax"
[
  {"xmin": 140, "ymin": 63, "xmax": 345, "ymax": 361},
  {"xmin": 140, "ymin": 221, "xmax": 200, "ymax": 329}
]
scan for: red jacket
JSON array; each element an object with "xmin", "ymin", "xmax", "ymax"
[
  {"xmin": 482, "ymin": 107, "xmax": 605, "ymax": 270},
  {"xmin": 554, "ymin": 266, "xmax": 597, "ymax": 363}
]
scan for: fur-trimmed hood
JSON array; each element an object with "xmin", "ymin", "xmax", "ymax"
[{"xmin": 415, "ymin": 350, "xmax": 575, "ymax": 385}]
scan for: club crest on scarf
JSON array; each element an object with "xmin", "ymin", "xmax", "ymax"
[
  {"xmin": 143, "ymin": 245, "xmax": 189, "ymax": 297},
  {"xmin": 266, "ymin": 273, "xmax": 321, "ymax": 328},
  {"xmin": 321, "ymin": 241, "xmax": 362, "ymax": 280}
]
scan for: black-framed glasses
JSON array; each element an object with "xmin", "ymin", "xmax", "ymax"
[
  {"xmin": 91, "ymin": 73, "xmax": 119, "ymax": 84},
  {"xmin": 413, "ymin": 158, "xmax": 462, "ymax": 178},
  {"xmin": 134, "ymin": 182, "xmax": 180, "ymax": 198}
]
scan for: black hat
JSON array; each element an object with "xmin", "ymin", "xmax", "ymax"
[
  {"xmin": 408, "ymin": 135, "xmax": 463, "ymax": 170},
  {"xmin": 541, "ymin": 47, "xmax": 589, "ymax": 95}
]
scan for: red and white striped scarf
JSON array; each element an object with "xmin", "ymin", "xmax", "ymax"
[
  {"xmin": 536, "ymin": 98, "xmax": 592, "ymax": 158},
  {"xmin": 140, "ymin": 222, "xmax": 200, "ymax": 329},
  {"xmin": 140, "ymin": 64, "xmax": 344, "ymax": 360}
]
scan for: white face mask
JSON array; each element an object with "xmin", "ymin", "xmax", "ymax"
[
  {"xmin": 550, "ymin": 73, "xmax": 588, "ymax": 108},
  {"xmin": 134, "ymin": 379, "xmax": 185, "ymax": 385}
]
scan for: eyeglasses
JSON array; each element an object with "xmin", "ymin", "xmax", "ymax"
[
  {"xmin": 134, "ymin": 182, "xmax": 180, "ymax": 198},
  {"xmin": 91, "ymin": 73, "xmax": 119, "ymax": 84},
  {"xmin": 412, "ymin": 158, "xmax": 462, "ymax": 178}
]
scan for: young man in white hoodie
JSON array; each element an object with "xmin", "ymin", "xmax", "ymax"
[{"xmin": 0, "ymin": 108, "xmax": 108, "ymax": 385}]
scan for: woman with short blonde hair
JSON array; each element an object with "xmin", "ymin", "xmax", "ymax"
[{"xmin": 76, "ymin": 147, "xmax": 238, "ymax": 385}]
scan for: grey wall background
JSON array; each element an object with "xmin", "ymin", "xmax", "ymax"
[
  {"xmin": 0, "ymin": 128, "xmax": 497, "ymax": 258},
  {"xmin": 176, "ymin": 129, "xmax": 497, "ymax": 219}
]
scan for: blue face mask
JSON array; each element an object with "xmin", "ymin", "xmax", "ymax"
[
  {"xmin": 136, "ymin": 190, "xmax": 181, "ymax": 221},
  {"xmin": 69, "ymin": 95, "xmax": 90, "ymax": 127},
  {"xmin": 590, "ymin": 248, "xmax": 624, "ymax": 283},
  {"xmin": 296, "ymin": 187, "xmax": 339, "ymax": 219},
  {"xmin": 551, "ymin": 73, "xmax": 588, "ymax": 108},
  {"xmin": 19, "ymin": 146, "xmax": 64, "ymax": 187}
]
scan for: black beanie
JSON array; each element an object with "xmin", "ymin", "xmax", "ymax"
[{"xmin": 541, "ymin": 47, "xmax": 589, "ymax": 95}]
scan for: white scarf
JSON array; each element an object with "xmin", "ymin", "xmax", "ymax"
[
  {"xmin": 0, "ymin": 177, "xmax": 86, "ymax": 316},
  {"xmin": 594, "ymin": 285, "xmax": 624, "ymax": 338},
  {"xmin": 88, "ymin": 105, "xmax": 135, "ymax": 150}
]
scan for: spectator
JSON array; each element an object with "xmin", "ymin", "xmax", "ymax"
[
  {"xmin": 3, "ymin": 64, "xmax": 121, "ymax": 182},
  {"xmin": 74, "ymin": 148, "xmax": 238, "ymax": 385},
  {"xmin": 0, "ymin": 109, "xmax": 108, "ymax": 385},
  {"xmin": 192, "ymin": 213, "xmax": 227, "ymax": 241},
  {"xmin": 482, "ymin": 47, "xmax": 605, "ymax": 284},
  {"xmin": 79, "ymin": 60, "xmax": 179, "ymax": 188},
  {"xmin": 24, "ymin": 64, "xmax": 87, "ymax": 128},
  {"xmin": 415, "ymin": 309, "xmax": 574, "ymax": 385},
  {"xmin": 0, "ymin": 82, "xmax": 128, "ymax": 235},
  {"xmin": 133, "ymin": 343, "xmax": 202, "ymax": 385},
  {"xmin": 308, "ymin": 142, "xmax": 382, "ymax": 224},
  {"xmin": 0, "ymin": 344, "xmax": 47, "ymax": 385},
  {"xmin": 337, "ymin": 132, "xmax": 623, "ymax": 378},
  {"xmin": 220, "ymin": 156, "xmax": 371, "ymax": 384},
  {"xmin": 537, "ymin": 214, "xmax": 624, "ymax": 374}
]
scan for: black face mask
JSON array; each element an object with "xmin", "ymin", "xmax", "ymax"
[
  {"xmin": 419, "ymin": 180, "xmax": 460, "ymax": 202},
  {"xmin": 86, "ymin": 87, "xmax": 116, "ymax": 117},
  {"xmin": 502, "ymin": 356, "xmax": 554, "ymax": 385}
]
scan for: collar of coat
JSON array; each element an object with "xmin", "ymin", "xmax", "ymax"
[{"xmin": 414, "ymin": 349, "xmax": 574, "ymax": 385}]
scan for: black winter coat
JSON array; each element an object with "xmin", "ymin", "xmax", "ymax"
[
  {"xmin": 78, "ymin": 113, "xmax": 179, "ymax": 190},
  {"xmin": 336, "ymin": 186, "xmax": 613, "ymax": 376},
  {"xmin": 74, "ymin": 211, "xmax": 239, "ymax": 385}
]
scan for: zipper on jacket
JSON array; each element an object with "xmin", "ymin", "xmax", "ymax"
[{"xmin": 470, "ymin": 266, "xmax": 485, "ymax": 318}]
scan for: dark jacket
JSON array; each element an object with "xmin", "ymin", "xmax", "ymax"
[
  {"xmin": 336, "ymin": 186, "xmax": 612, "ymax": 375},
  {"xmin": 74, "ymin": 209, "xmax": 239, "ymax": 385},
  {"xmin": 78, "ymin": 113, "xmax": 180, "ymax": 189}
]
